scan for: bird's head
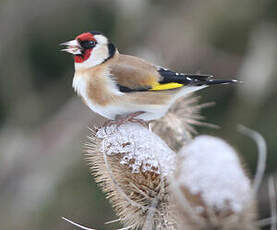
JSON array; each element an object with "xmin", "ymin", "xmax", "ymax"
[{"xmin": 61, "ymin": 31, "xmax": 116, "ymax": 69}]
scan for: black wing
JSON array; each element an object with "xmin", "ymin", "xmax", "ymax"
[{"xmin": 157, "ymin": 67, "xmax": 237, "ymax": 86}]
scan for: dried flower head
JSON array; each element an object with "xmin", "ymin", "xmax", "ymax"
[
  {"xmin": 85, "ymin": 123, "xmax": 177, "ymax": 230},
  {"xmin": 152, "ymin": 96, "xmax": 215, "ymax": 152},
  {"xmin": 171, "ymin": 135, "xmax": 257, "ymax": 230}
]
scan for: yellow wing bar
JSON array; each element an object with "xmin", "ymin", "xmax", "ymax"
[{"xmin": 150, "ymin": 82, "xmax": 183, "ymax": 91}]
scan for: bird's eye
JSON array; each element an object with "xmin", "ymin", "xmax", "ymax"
[
  {"xmin": 88, "ymin": 41, "xmax": 96, "ymax": 46},
  {"xmin": 80, "ymin": 40, "xmax": 97, "ymax": 49}
]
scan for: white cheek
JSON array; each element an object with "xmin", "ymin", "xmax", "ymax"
[
  {"xmin": 89, "ymin": 45, "xmax": 109, "ymax": 65},
  {"xmin": 94, "ymin": 34, "xmax": 108, "ymax": 44}
]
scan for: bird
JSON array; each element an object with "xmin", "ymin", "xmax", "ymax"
[{"xmin": 61, "ymin": 31, "xmax": 238, "ymax": 123}]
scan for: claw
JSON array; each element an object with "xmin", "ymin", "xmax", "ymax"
[{"xmin": 104, "ymin": 112, "xmax": 148, "ymax": 130}]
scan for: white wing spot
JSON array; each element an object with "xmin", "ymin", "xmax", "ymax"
[{"xmin": 158, "ymin": 66, "xmax": 168, "ymax": 71}]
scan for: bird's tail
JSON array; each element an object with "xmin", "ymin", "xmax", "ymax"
[{"xmin": 183, "ymin": 74, "xmax": 240, "ymax": 86}]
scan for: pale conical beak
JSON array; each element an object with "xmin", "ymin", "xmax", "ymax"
[{"xmin": 60, "ymin": 40, "xmax": 82, "ymax": 55}]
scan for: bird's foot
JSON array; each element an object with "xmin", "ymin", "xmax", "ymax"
[
  {"xmin": 115, "ymin": 111, "xmax": 148, "ymax": 128},
  {"xmin": 104, "ymin": 112, "xmax": 148, "ymax": 130},
  {"xmin": 125, "ymin": 117, "xmax": 149, "ymax": 128}
]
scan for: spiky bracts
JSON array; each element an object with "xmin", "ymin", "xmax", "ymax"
[
  {"xmin": 85, "ymin": 125, "xmax": 258, "ymax": 230},
  {"xmin": 85, "ymin": 124, "xmax": 177, "ymax": 229},
  {"xmin": 83, "ymin": 98, "xmax": 258, "ymax": 230},
  {"xmin": 152, "ymin": 96, "xmax": 215, "ymax": 152}
]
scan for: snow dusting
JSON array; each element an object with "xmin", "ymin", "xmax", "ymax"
[
  {"xmin": 96, "ymin": 123, "xmax": 176, "ymax": 175},
  {"xmin": 178, "ymin": 135, "xmax": 251, "ymax": 213}
]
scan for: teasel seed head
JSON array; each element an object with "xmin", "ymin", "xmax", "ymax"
[
  {"xmin": 152, "ymin": 96, "xmax": 216, "ymax": 152},
  {"xmin": 171, "ymin": 135, "xmax": 257, "ymax": 230},
  {"xmin": 85, "ymin": 123, "xmax": 177, "ymax": 230}
]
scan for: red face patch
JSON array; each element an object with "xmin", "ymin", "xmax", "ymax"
[
  {"xmin": 75, "ymin": 32, "xmax": 95, "ymax": 41},
  {"xmin": 74, "ymin": 32, "xmax": 96, "ymax": 63},
  {"xmin": 74, "ymin": 49, "xmax": 92, "ymax": 63}
]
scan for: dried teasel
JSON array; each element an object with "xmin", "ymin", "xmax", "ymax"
[
  {"xmin": 85, "ymin": 123, "xmax": 177, "ymax": 230},
  {"xmin": 171, "ymin": 135, "xmax": 257, "ymax": 230},
  {"xmin": 83, "ymin": 105, "xmax": 261, "ymax": 230},
  {"xmin": 152, "ymin": 96, "xmax": 216, "ymax": 152}
]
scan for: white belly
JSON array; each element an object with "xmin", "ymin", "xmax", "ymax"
[
  {"xmin": 86, "ymin": 99, "xmax": 168, "ymax": 121},
  {"xmin": 73, "ymin": 74, "xmax": 167, "ymax": 121}
]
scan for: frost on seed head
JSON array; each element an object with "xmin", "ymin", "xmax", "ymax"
[
  {"xmin": 178, "ymin": 135, "xmax": 251, "ymax": 212},
  {"xmin": 86, "ymin": 122, "xmax": 177, "ymax": 230},
  {"xmin": 173, "ymin": 135, "xmax": 257, "ymax": 230},
  {"xmin": 96, "ymin": 123, "xmax": 176, "ymax": 176},
  {"xmin": 85, "ymin": 122, "xmax": 258, "ymax": 230}
]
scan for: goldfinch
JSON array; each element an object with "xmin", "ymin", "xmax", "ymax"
[{"xmin": 61, "ymin": 31, "xmax": 237, "ymax": 121}]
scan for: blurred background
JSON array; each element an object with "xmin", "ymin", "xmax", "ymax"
[{"xmin": 0, "ymin": 0, "xmax": 276, "ymax": 229}]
